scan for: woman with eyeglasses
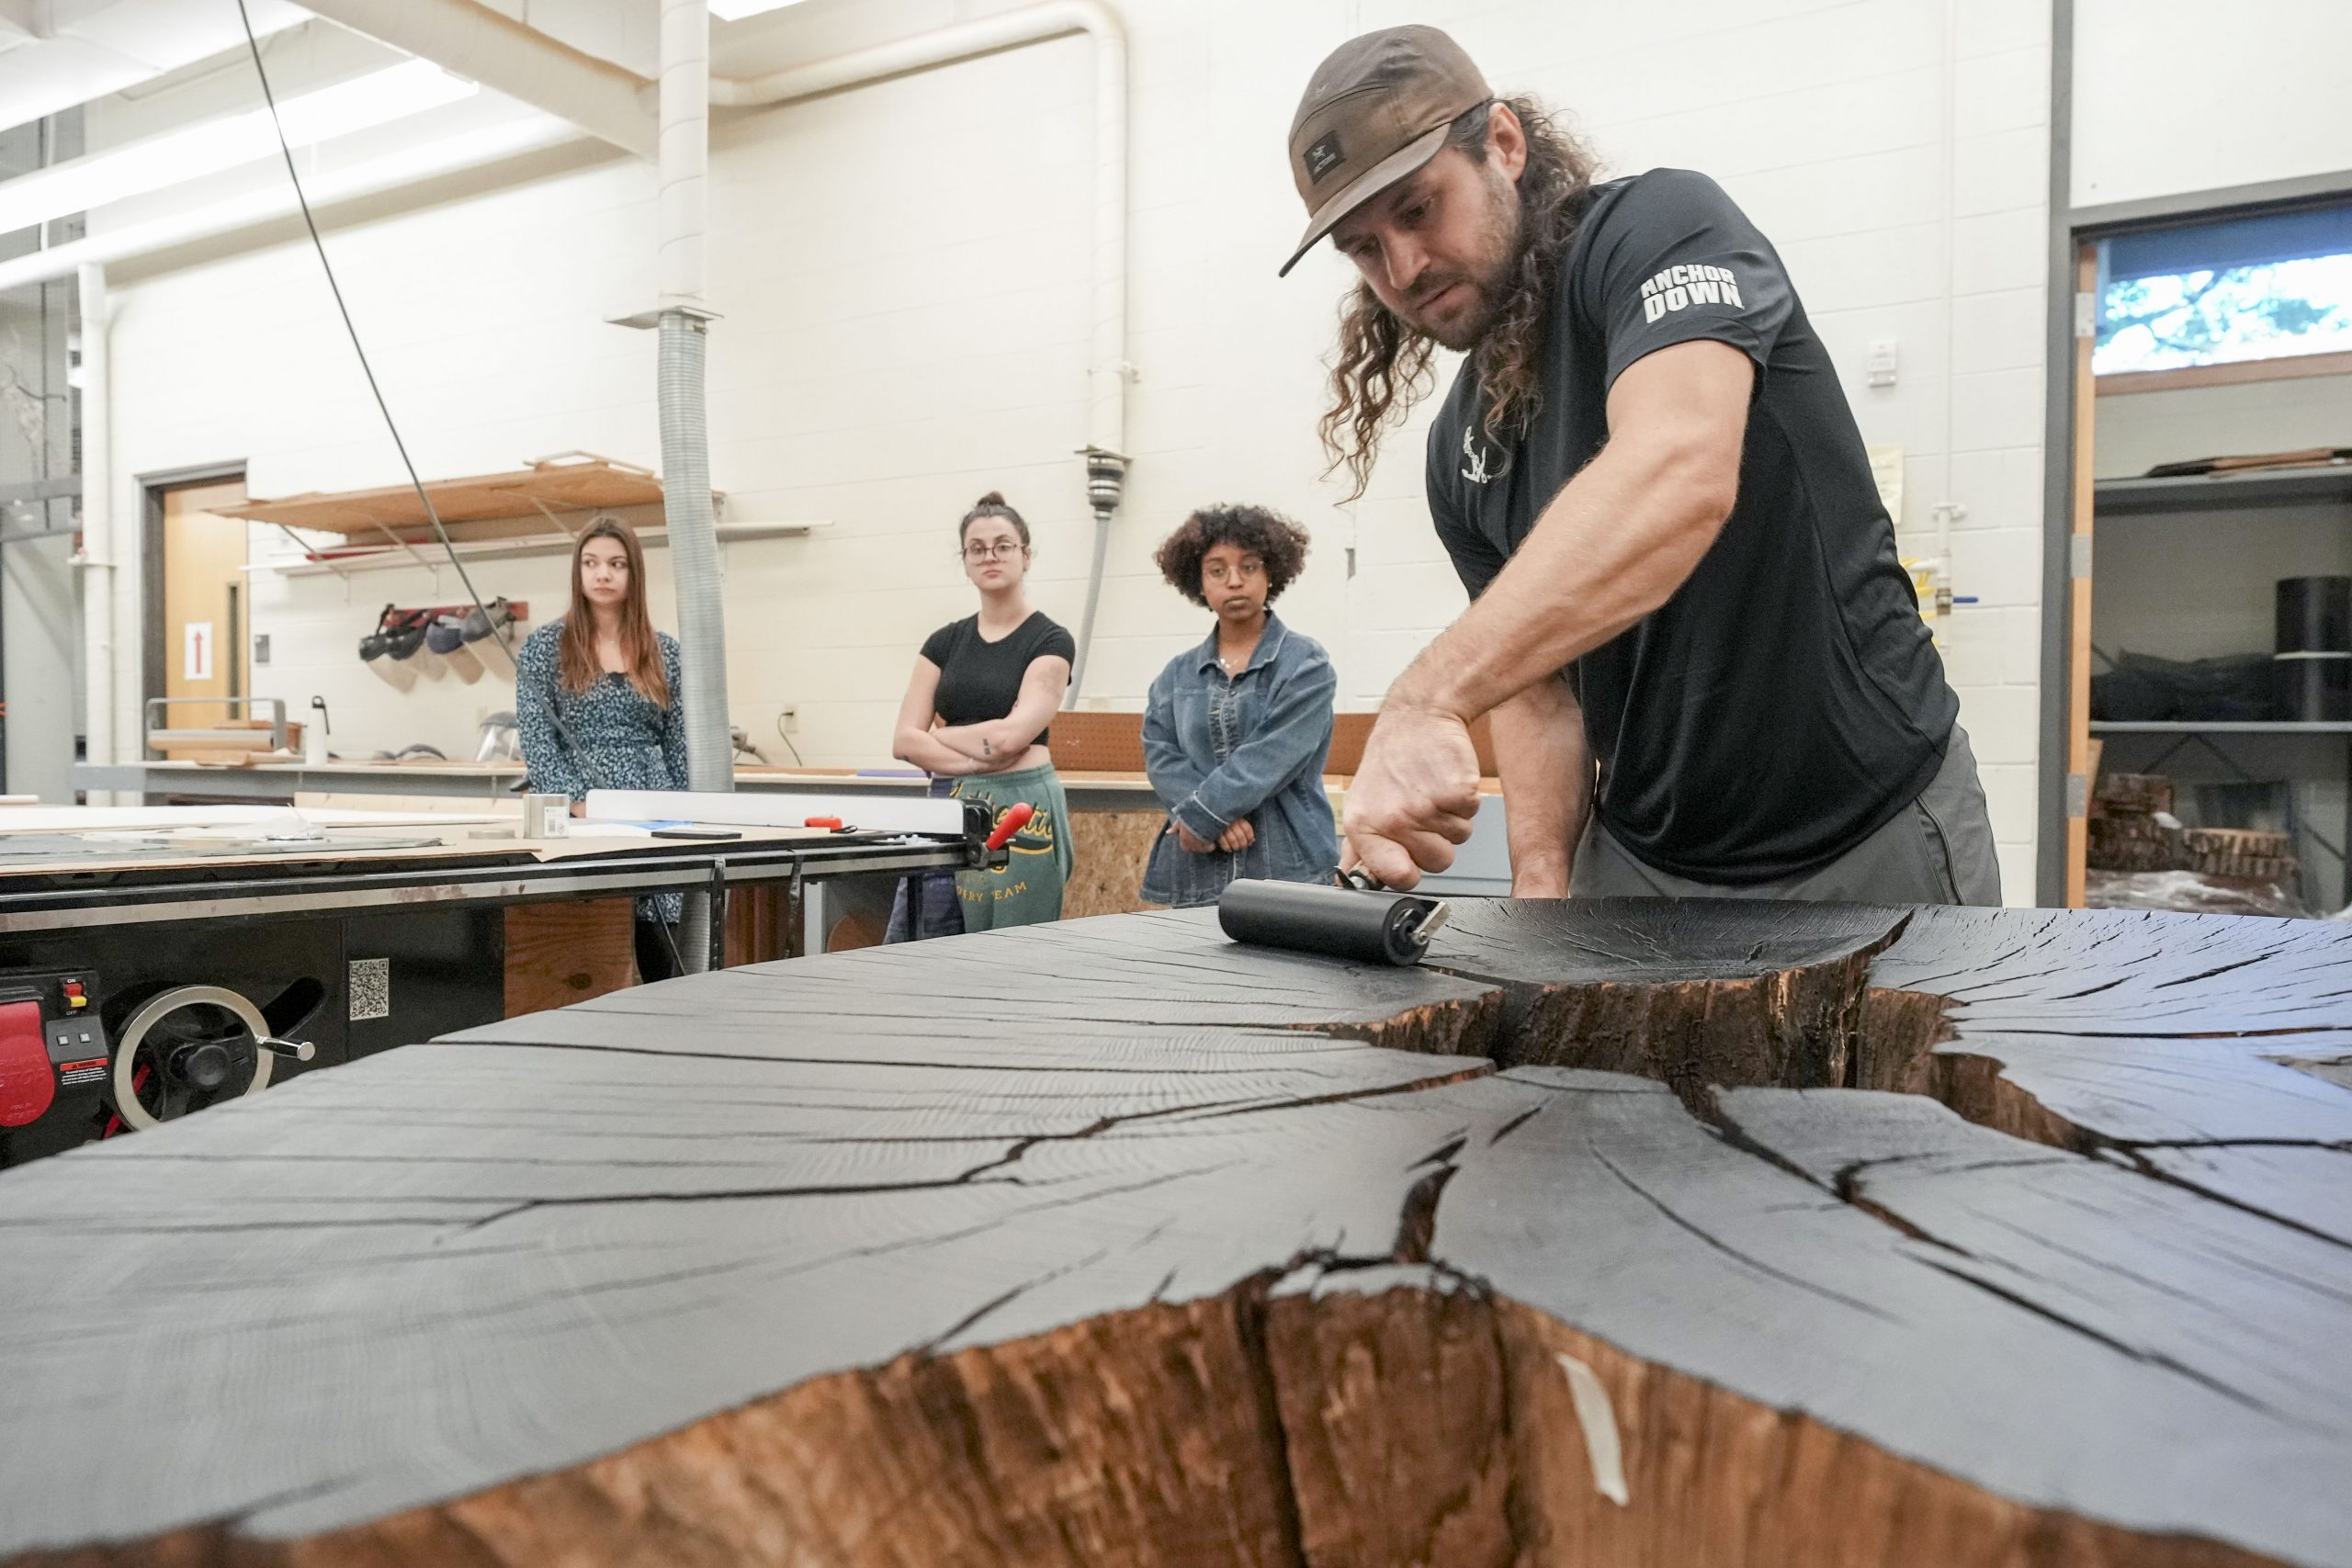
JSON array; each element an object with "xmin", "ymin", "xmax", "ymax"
[{"xmin": 888, "ymin": 491, "xmax": 1077, "ymax": 939}]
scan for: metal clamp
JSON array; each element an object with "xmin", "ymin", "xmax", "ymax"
[{"xmin": 143, "ymin": 696, "xmax": 288, "ymax": 756}]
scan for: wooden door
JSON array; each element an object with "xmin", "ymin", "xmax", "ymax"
[{"xmin": 160, "ymin": 479, "xmax": 252, "ymax": 713}]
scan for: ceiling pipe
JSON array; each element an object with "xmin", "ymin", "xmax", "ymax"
[
  {"xmin": 709, "ymin": 1, "xmax": 1130, "ymax": 702},
  {"xmin": 296, "ymin": 0, "xmax": 656, "ymax": 157},
  {"xmin": 75, "ymin": 262, "xmax": 117, "ymax": 806},
  {"xmin": 652, "ymin": 0, "xmax": 729, "ymax": 973},
  {"xmin": 13, "ymin": 0, "xmax": 1132, "ymax": 694}
]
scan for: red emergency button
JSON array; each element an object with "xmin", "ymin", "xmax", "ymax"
[{"xmin": 62, "ymin": 981, "xmax": 86, "ymax": 1010}]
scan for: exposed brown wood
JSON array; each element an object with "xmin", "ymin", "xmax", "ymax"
[
  {"xmin": 2095, "ymin": 349, "xmax": 2352, "ymax": 396},
  {"xmin": 502, "ymin": 897, "xmax": 635, "ymax": 1015},
  {"xmin": 222, "ymin": 455, "xmax": 674, "ymax": 538},
  {"xmin": 5, "ymin": 899, "xmax": 2350, "ymax": 1568},
  {"xmin": 2068, "ymin": 241, "xmax": 2099, "ymax": 908},
  {"xmin": 1061, "ymin": 807, "xmax": 1166, "ymax": 918}
]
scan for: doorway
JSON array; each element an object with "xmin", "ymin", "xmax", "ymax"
[{"xmin": 141, "ymin": 466, "xmax": 252, "ymax": 746}]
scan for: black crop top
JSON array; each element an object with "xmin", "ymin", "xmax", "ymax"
[{"xmin": 919, "ymin": 612, "xmax": 1077, "ymax": 746}]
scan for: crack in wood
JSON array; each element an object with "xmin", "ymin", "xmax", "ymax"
[{"xmin": 8, "ymin": 902, "xmax": 2349, "ymax": 1568}]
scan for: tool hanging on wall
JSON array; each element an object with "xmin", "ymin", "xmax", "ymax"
[
  {"xmin": 1216, "ymin": 873, "xmax": 1453, "ymax": 968},
  {"xmin": 427, "ymin": 616, "xmax": 482, "ymax": 683},
  {"xmin": 358, "ymin": 607, "xmax": 424, "ymax": 692},
  {"xmin": 357, "ymin": 604, "xmax": 528, "ymax": 689}
]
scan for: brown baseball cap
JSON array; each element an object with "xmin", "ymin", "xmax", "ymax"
[{"xmin": 1280, "ymin": 26, "xmax": 1491, "ymax": 277}]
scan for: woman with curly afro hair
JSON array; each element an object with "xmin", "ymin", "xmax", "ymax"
[{"xmin": 1139, "ymin": 504, "xmax": 1340, "ymax": 908}]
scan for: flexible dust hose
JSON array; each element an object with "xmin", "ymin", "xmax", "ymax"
[
  {"xmin": 659, "ymin": 310, "xmax": 729, "ymax": 971},
  {"xmin": 1069, "ymin": 503, "xmax": 1113, "ymax": 701}
]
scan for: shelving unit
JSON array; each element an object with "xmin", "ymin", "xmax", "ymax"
[
  {"xmin": 216, "ymin": 453, "xmax": 829, "ymax": 579},
  {"xmin": 242, "ymin": 518, "xmax": 830, "ymax": 579},
  {"xmin": 2092, "ymin": 720, "xmax": 2352, "ymax": 734},
  {"xmin": 2083, "ymin": 459, "xmax": 2352, "ymax": 910},
  {"xmin": 2093, "ymin": 463, "xmax": 2352, "ymax": 518}
]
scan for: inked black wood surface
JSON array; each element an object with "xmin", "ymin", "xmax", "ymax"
[{"xmin": 0, "ymin": 900, "xmax": 2347, "ymax": 1566}]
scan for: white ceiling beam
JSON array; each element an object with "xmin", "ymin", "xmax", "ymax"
[{"xmin": 298, "ymin": 0, "xmax": 654, "ymax": 158}]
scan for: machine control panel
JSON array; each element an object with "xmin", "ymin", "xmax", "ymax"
[
  {"xmin": 0, "ymin": 971, "xmax": 102, "ymax": 1131},
  {"xmin": 44, "ymin": 1016, "xmax": 109, "ymax": 1084}
]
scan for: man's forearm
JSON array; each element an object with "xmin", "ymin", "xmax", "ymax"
[
  {"xmin": 1392, "ymin": 436, "xmax": 1731, "ymax": 724},
  {"xmin": 1489, "ymin": 679, "xmax": 1590, "ymax": 897},
  {"xmin": 1392, "ymin": 343, "xmax": 1751, "ymax": 726}
]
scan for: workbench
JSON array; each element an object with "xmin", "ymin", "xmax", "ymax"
[
  {"xmin": 75, "ymin": 760, "xmax": 1520, "ymax": 905},
  {"xmin": 0, "ymin": 807, "xmax": 978, "ymax": 1169}
]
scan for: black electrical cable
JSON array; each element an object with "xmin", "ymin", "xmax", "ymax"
[{"xmin": 232, "ymin": 0, "xmax": 514, "ymax": 671}]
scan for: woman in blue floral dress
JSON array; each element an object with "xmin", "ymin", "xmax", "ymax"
[{"xmin": 515, "ymin": 519, "xmax": 690, "ymax": 980}]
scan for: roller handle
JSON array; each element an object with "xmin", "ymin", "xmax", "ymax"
[{"xmin": 1216, "ymin": 878, "xmax": 1448, "ymax": 967}]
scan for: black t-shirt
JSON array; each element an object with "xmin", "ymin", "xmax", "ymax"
[
  {"xmin": 920, "ymin": 611, "xmax": 1077, "ymax": 746},
  {"xmin": 1426, "ymin": 168, "xmax": 1958, "ymax": 884}
]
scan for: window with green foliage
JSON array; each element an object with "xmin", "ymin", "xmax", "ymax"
[{"xmin": 2095, "ymin": 204, "xmax": 2352, "ymax": 376}]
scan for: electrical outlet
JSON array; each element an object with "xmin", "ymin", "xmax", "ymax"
[{"xmin": 779, "ymin": 705, "xmax": 798, "ymax": 734}]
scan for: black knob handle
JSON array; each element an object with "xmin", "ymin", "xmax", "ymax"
[{"xmin": 169, "ymin": 1040, "xmax": 232, "ymax": 1091}]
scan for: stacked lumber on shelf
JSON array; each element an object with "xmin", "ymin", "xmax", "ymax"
[
  {"xmin": 2088, "ymin": 770, "xmax": 2301, "ymax": 889},
  {"xmin": 2182, "ymin": 825, "xmax": 2297, "ymax": 882},
  {"xmin": 2, "ymin": 900, "xmax": 2350, "ymax": 1567}
]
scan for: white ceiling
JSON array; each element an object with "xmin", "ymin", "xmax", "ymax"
[{"xmin": 0, "ymin": 0, "xmax": 311, "ymax": 139}]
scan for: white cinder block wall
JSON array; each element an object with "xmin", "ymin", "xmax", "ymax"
[{"xmin": 96, "ymin": 0, "xmax": 2052, "ymax": 901}]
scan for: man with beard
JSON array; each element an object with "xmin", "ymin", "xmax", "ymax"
[{"xmin": 1282, "ymin": 26, "xmax": 2000, "ymax": 906}]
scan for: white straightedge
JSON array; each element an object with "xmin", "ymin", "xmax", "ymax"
[{"xmin": 582, "ymin": 789, "xmax": 967, "ymax": 837}]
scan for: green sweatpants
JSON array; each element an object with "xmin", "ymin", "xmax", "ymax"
[{"xmin": 950, "ymin": 762, "xmax": 1074, "ymax": 931}]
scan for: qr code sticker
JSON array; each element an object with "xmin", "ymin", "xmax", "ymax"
[{"xmin": 348, "ymin": 957, "xmax": 390, "ymax": 1022}]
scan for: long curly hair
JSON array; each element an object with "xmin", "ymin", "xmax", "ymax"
[
  {"xmin": 1318, "ymin": 96, "xmax": 1600, "ymax": 500},
  {"xmin": 1154, "ymin": 504, "xmax": 1312, "ymax": 607}
]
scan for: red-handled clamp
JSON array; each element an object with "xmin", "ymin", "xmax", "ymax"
[{"xmin": 985, "ymin": 803, "xmax": 1035, "ymax": 852}]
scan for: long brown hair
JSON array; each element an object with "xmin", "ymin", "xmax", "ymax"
[
  {"xmin": 558, "ymin": 518, "xmax": 669, "ymax": 705},
  {"xmin": 1318, "ymin": 96, "xmax": 1600, "ymax": 500}
]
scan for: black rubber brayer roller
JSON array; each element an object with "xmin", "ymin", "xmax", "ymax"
[{"xmin": 1216, "ymin": 876, "xmax": 1452, "ymax": 967}]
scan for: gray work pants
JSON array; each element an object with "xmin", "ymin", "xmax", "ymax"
[{"xmin": 1568, "ymin": 725, "xmax": 2003, "ymax": 906}]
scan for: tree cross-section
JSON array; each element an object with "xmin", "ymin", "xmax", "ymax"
[{"xmin": 2, "ymin": 899, "xmax": 2349, "ymax": 1566}]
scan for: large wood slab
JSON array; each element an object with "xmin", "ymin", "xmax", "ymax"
[{"xmin": 2, "ymin": 900, "xmax": 2349, "ymax": 1566}]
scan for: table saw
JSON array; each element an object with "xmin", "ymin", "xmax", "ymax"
[{"xmin": 0, "ymin": 796, "xmax": 982, "ymax": 1168}]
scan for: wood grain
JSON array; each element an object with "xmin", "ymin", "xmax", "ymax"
[
  {"xmin": 4, "ymin": 900, "xmax": 2350, "ymax": 1567},
  {"xmin": 1061, "ymin": 808, "xmax": 1168, "ymax": 919},
  {"xmin": 502, "ymin": 897, "xmax": 635, "ymax": 1015}
]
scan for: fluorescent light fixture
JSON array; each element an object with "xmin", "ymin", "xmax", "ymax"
[
  {"xmin": 0, "ymin": 60, "xmax": 476, "ymax": 238},
  {"xmin": 708, "ymin": 0, "xmax": 817, "ymax": 20}
]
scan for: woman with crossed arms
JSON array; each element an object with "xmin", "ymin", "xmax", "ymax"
[{"xmin": 888, "ymin": 491, "xmax": 1077, "ymax": 938}]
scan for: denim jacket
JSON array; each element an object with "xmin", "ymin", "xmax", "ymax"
[{"xmin": 1140, "ymin": 613, "xmax": 1340, "ymax": 908}]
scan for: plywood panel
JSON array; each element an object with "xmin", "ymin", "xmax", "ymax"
[
  {"xmin": 503, "ymin": 898, "xmax": 636, "ymax": 1016},
  {"xmin": 1063, "ymin": 807, "xmax": 1166, "ymax": 918}
]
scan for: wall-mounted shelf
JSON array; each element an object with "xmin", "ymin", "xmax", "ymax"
[
  {"xmin": 243, "ymin": 519, "xmax": 831, "ymax": 579},
  {"xmin": 2093, "ymin": 465, "xmax": 2352, "ymax": 517},
  {"xmin": 222, "ymin": 454, "xmax": 674, "ymax": 537},
  {"xmin": 2092, "ymin": 720, "xmax": 2352, "ymax": 734}
]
